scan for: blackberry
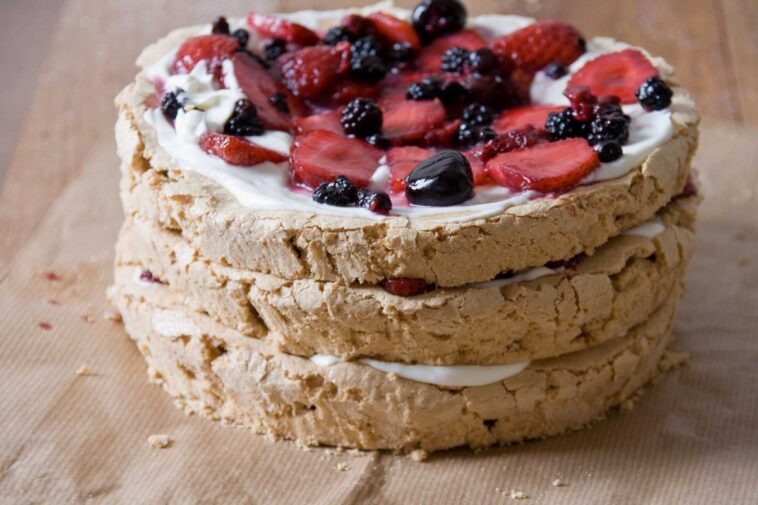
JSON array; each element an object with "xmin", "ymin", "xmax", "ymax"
[
  {"xmin": 439, "ymin": 80, "xmax": 468, "ymax": 106},
  {"xmin": 456, "ymin": 122, "xmax": 479, "ymax": 146},
  {"xmin": 462, "ymin": 103, "xmax": 494, "ymax": 126},
  {"xmin": 389, "ymin": 42, "xmax": 414, "ymax": 63},
  {"xmin": 365, "ymin": 134, "xmax": 391, "ymax": 149},
  {"xmin": 350, "ymin": 54, "xmax": 388, "ymax": 82},
  {"xmin": 544, "ymin": 62, "xmax": 567, "ymax": 79},
  {"xmin": 545, "ymin": 108, "xmax": 589, "ymax": 140},
  {"xmin": 478, "ymin": 126, "xmax": 497, "ymax": 142},
  {"xmin": 269, "ymin": 92, "xmax": 289, "ymax": 113},
  {"xmin": 594, "ymin": 142, "xmax": 623, "ymax": 162},
  {"xmin": 357, "ymin": 189, "xmax": 392, "ymax": 214},
  {"xmin": 587, "ymin": 111, "xmax": 629, "ymax": 145},
  {"xmin": 312, "ymin": 176, "xmax": 359, "ymax": 206},
  {"xmin": 440, "ymin": 47, "xmax": 469, "ymax": 74},
  {"xmin": 232, "ymin": 29, "xmax": 249, "ymax": 48},
  {"xmin": 323, "ymin": 26, "xmax": 353, "ymax": 45},
  {"xmin": 636, "ymin": 76, "xmax": 673, "ymax": 111},
  {"xmin": 340, "ymin": 98, "xmax": 383, "ymax": 138},
  {"xmin": 223, "ymin": 99, "xmax": 264, "ymax": 136},
  {"xmin": 412, "ymin": 0, "xmax": 467, "ymax": 42},
  {"xmin": 406, "ymin": 77, "xmax": 442, "ymax": 101},
  {"xmin": 352, "ymin": 35, "xmax": 384, "ymax": 58},
  {"xmin": 160, "ymin": 89, "xmax": 185, "ymax": 121},
  {"xmin": 264, "ymin": 39, "xmax": 286, "ymax": 61},
  {"xmin": 468, "ymin": 48, "xmax": 498, "ymax": 75},
  {"xmin": 211, "ymin": 16, "xmax": 230, "ymax": 35}
]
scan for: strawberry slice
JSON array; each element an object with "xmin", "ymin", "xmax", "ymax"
[
  {"xmin": 567, "ymin": 49, "xmax": 659, "ymax": 103},
  {"xmin": 200, "ymin": 133, "xmax": 288, "ymax": 166},
  {"xmin": 382, "ymin": 99, "xmax": 447, "ymax": 144},
  {"xmin": 292, "ymin": 110, "xmax": 343, "ymax": 135},
  {"xmin": 368, "ymin": 12, "xmax": 421, "ymax": 51},
  {"xmin": 386, "ymin": 146, "xmax": 434, "ymax": 192},
  {"xmin": 417, "ymin": 29, "xmax": 486, "ymax": 73},
  {"xmin": 290, "ymin": 130, "xmax": 382, "ymax": 188},
  {"xmin": 232, "ymin": 52, "xmax": 293, "ymax": 131},
  {"xmin": 247, "ymin": 12, "xmax": 319, "ymax": 46},
  {"xmin": 278, "ymin": 46, "xmax": 342, "ymax": 100},
  {"xmin": 493, "ymin": 105, "xmax": 564, "ymax": 133},
  {"xmin": 464, "ymin": 152, "xmax": 491, "ymax": 186},
  {"xmin": 331, "ymin": 81, "xmax": 380, "ymax": 105},
  {"xmin": 171, "ymin": 34, "xmax": 239, "ymax": 76},
  {"xmin": 491, "ymin": 20, "xmax": 585, "ymax": 73},
  {"xmin": 485, "ymin": 138, "xmax": 599, "ymax": 193},
  {"xmin": 423, "ymin": 120, "xmax": 461, "ymax": 148}
]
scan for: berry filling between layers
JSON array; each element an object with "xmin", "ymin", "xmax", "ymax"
[{"xmin": 143, "ymin": 1, "xmax": 676, "ymax": 221}]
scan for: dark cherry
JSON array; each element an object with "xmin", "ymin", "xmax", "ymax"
[
  {"xmin": 405, "ymin": 150, "xmax": 474, "ymax": 206},
  {"xmin": 594, "ymin": 141, "xmax": 623, "ymax": 162},
  {"xmin": 412, "ymin": 0, "xmax": 467, "ymax": 42},
  {"xmin": 636, "ymin": 76, "xmax": 673, "ymax": 111}
]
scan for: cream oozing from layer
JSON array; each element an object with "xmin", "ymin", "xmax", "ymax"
[{"xmin": 144, "ymin": 9, "xmax": 674, "ymax": 222}]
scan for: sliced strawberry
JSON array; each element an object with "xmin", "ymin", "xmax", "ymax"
[
  {"xmin": 423, "ymin": 120, "xmax": 461, "ymax": 148},
  {"xmin": 417, "ymin": 29, "xmax": 486, "ymax": 73},
  {"xmin": 491, "ymin": 20, "xmax": 585, "ymax": 73},
  {"xmin": 485, "ymin": 138, "xmax": 599, "ymax": 193},
  {"xmin": 200, "ymin": 133, "xmax": 288, "ymax": 166},
  {"xmin": 493, "ymin": 105, "xmax": 564, "ymax": 133},
  {"xmin": 232, "ymin": 52, "xmax": 293, "ymax": 130},
  {"xmin": 386, "ymin": 146, "xmax": 434, "ymax": 192},
  {"xmin": 382, "ymin": 99, "xmax": 447, "ymax": 144},
  {"xmin": 247, "ymin": 12, "xmax": 319, "ymax": 46},
  {"xmin": 290, "ymin": 130, "xmax": 382, "ymax": 188},
  {"xmin": 568, "ymin": 49, "xmax": 658, "ymax": 103},
  {"xmin": 292, "ymin": 110, "xmax": 343, "ymax": 135},
  {"xmin": 368, "ymin": 12, "xmax": 421, "ymax": 51},
  {"xmin": 463, "ymin": 151, "xmax": 491, "ymax": 185},
  {"xmin": 381, "ymin": 278, "xmax": 434, "ymax": 296},
  {"xmin": 278, "ymin": 46, "xmax": 342, "ymax": 100},
  {"xmin": 331, "ymin": 81, "xmax": 380, "ymax": 105},
  {"xmin": 171, "ymin": 34, "xmax": 239, "ymax": 76}
]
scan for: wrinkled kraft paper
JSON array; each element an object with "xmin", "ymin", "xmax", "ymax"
[{"xmin": 0, "ymin": 122, "xmax": 756, "ymax": 504}]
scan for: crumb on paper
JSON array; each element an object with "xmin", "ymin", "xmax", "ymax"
[
  {"xmin": 47, "ymin": 299, "xmax": 61, "ymax": 306},
  {"xmin": 336, "ymin": 462, "xmax": 349, "ymax": 472},
  {"xmin": 39, "ymin": 322, "xmax": 52, "ymax": 330},
  {"xmin": 552, "ymin": 478, "xmax": 567, "ymax": 487},
  {"xmin": 76, "ymin": 365, "xmax": 90, "ymax": 376},
  {"xmin": 147, "ymin": 434, "xmax": 170, "ymax": 449},
  {"xmin": 103, "ymin": 309, "xmax": 122, "ymax": 323},
  {"xmin": 42, "ymin": 271, "xmax": 62, "ymax": 282},
  {"xmin": 81, "ymin": 314, "xmax": 95, "ymax": 324},
  {"xmin": 409, "ymin": 449, "xmax": 428, "ymax": 462},
  {"xmin": 509, "ymin": 490, "xmax": 528, "ymax": 500}
]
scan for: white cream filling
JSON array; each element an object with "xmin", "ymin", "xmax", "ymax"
[{"xmin": 144, "ymin": 8, "xmax": 675, "ymax": 223}]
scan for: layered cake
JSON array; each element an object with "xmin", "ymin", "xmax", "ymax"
[{"xmin": 112, "ymin": 0, "xmax": 699, "ymax": 452}]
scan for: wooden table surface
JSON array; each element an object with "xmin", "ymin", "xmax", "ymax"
[{"xmin": 0, "ymin": 0, "xmax": 756, "ymax": 270}]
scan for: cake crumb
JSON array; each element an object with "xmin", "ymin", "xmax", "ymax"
[
  {"xmin": 81, "ymin": 314, "xmax": 95, "ymax": 324},
  {"xmin": 42, "ymin": 271, "xmax": 62, "ymax": 282},
  {"xmin": 509, "ymin": 490, "xmax": 528, "ymax": 500},
  {"xmin": 103, "ymin": 309, "xmax": 122, "ymax": 323},
  {"xmin": 552, "ymin": 478, "xmax": 567, "ymax": 487},
  {"xmin": 147, "ymin": 434, "xmax": 170, "ymax": 449},
  {"xmin": 336, "ymin": 462, "xmax": 349, "ymax": 472},
  {"xmin": 409, "ymin": 449, "xmax": 428, "ymax": 462},
  {"xmin": 39, "ymin": 322, "xmax": 52, "ymax": 330},
  {"xmin": 76, "ymin": 365, "xmax": 90, "ymax": 376}
]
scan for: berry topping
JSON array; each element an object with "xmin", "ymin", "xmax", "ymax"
[
  {"xmin": 171, "ymin": 34, "xmax": 239, "ymax": 76},
  {"xmin": 382, "ymin": 98, "xmax": 447, "ymax": 144},
  {"xmin": 293, "ymin": 110, "xmax": 343, "ymax": 135},
  {"xmin": 381, "ymin": 277, "xmax": 434, "ymax": 297},
  {"xmin": 160, "ymin": 89, "xmax": 186, "ymax": 121},
  {"xmin": 269, "ymin": 92, "xmax": 290, "ymax": 113},
  {"xmin": 290, "ymin": 130, "xmax": 382, "ymax": 188},
  {"xmin": 350, "ymin": 36, "xmax": 388, "ymax": 82},
  {"xmin": 278, "ymin": 46, "xmax": 342, "ymax": 99},
  {"xmin": 462, "ymin": 74, "xmax": 525, "ymax": 111},
  {"xmin": 324, "ymin": 27, "xmax": 353, "ymax": 45},
  {"xmin": 312, "ymin": 175, "xmax": 359, "ymax": 206},
  {"xmin": 568, "ymin": 49, "xmax": 658, "ymax": 103},
  {"xmin": 468, "ymin": 48, "xmax": 499, "ymax": 75},
  {"xmin": 440, "ymin": 46, "xmax": 469, "ymax": 74},
  {"xmin": 200, "ymin": 132, "xmax": 287, "ymax": 166},
  {"xmin": 232, "ymin": 29, "xmax": 250, "ymax": 48},
  {"xmin": 479, "ymin": 126, "xmax": 544, "ymax": 161},
  {"xmin": 564, "ymin": 84, "xmax": 597, "ymax": 121},
  {"xmin": 387, "ymin": 146, "xmax": 435, "ymax": 192},
  {"xmin": 543, "ymin": 62, "xmax": 568, "ymax": 79},
  {"xmin": 417, "ymin": 29, "xmax": 486, "ymax": 73},
  {"xmin": 545, "ymin": 108, "xmax": 590, "ymax": 140},
  {"xmin": 406, "ymin": 77, "xmax": 443, "ymax": 101},
  {"xmin": 365, "ymin": 134, "xmax": 391, "ymax": 149},
  {"xmin": 405, "ymin": 150, "xmax": 474, "ymax": 206},
  {"xmin": 594, "ymin": 141, "xmax": 623, "ymax": 162},
  {"xmin": 493, "ymin": 105, "xmax": 564, "ymax": 133},
  {"xmin": 247, "ymin": 12, "xmax": 319, "ymax": 46},
  {"xmin": 411, "ymin": 0, "xmax": 467, "ymax": 42},
  {"xmin": 212, "ymin": 16, "xmax": 230, "ymax": 35},
  {"xmin": 491, "ymin": 20, "xmax": 585, "ymax": 73},
  {"xmin": 368, "ymin": 12, "xmax": 421, "ymax": 51},
  {"xmin": 223, "ymin": 99, "xmax": 264, "ymax": 136},
  {"xmin": 389, "ymin": 42, "xmax": 415, "ymax": 63},
  {"xmin": 456, "ymin": 122, "xmax": 494, "ymax": 146},
  {"xmin": 340, "ymin": 98, "xmax": 383, "ymax": 138},
  {"xmin": 264, "ymin": 38, "xmax": 287, "ymax": 61},
  {"xmin": 485, "ymin": 138, "xmax": 599, "ymax": 193},
  {"xmin": 357, "ymin": 188, "xmax": 393, "ymax": 214},
  {"xmin": 587, "ymin": 106, "xmax": 629, "ymax": 146},
  {"xmin": 636, "ymin": 76, "xmax": 673, "ymax": 111},
  {"xmin": 232, "ymin": 52, "xmax": 292, "ymax": 130},
  {"xmin": 462, "ymin": 103, "xmax": 494, "ymax": 126}
]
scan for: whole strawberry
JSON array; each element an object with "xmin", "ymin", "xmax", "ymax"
[{"xmin": 491, "ymin": 20, "xmax": 585, "ymax": 73}]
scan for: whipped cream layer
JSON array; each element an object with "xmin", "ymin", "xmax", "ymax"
[{"xmin": 144, "ymin": 8, "xmax": 674, "ymax": 222}]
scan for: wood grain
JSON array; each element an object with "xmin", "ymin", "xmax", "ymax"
[{"xmin": 0, "ymin": 0, "xmax": 755, "ymax": 270}]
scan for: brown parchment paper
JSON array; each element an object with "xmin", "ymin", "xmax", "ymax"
[{"xmin": 0, "ymin": 121, "xmax": 756, "ymax": 504}]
